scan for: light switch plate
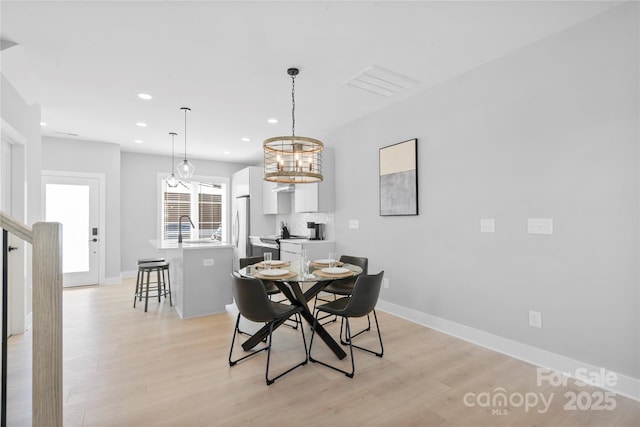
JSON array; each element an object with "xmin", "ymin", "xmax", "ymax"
[
  {"xmin": 528, "ymin": 218, "xmax": 553, "ymax": 235},
  {"xmin": 203, "ymin": 259, "xmax": 215, "ymax": 266},
  {"xmin": 480, "ymin": 218, "xmax": 495, "ymax": 233},
  {"xmin": 349, "ymin": 219, "xmax": 359, "ymax": 229},
  {"xmin": 529, "ymin": 310, "xmax": 542, "ymax": 328}
]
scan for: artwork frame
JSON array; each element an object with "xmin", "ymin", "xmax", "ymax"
[{"xmin": 379, "ymin": 138, "xmax": 418, "ymax": 216}]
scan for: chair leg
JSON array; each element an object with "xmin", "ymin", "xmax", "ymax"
[
  {"xmin": 340, "ymin": 313, "xmax": 371, "ymax": 345},
  {"xmin": 229, "ymin": 314, "xmax": 268, "ymax": 366},
  {"xmin": 265, "ymin": 313, "xmax": 308, "ymax": 385},
  {"xmin": 309, "ymin": 312, "xmax": 355, "ymax": 378},
  {"xmin": 349, "ymin": 310, "xmax": 383, "ymax": 358},
  {"xmin": 312, "ymin": 294, "xmax": 338, "ymax": 325},
  {"xmin": 309, "ymin": 310, "xmax": 383, "ymax": 377}
]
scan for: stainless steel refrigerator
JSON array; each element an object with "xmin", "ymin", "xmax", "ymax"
[{"xmin": 232, "ymin": 195, "xmax": 250, "ymax": 269}]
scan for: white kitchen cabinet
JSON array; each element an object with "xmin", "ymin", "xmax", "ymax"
[
  {"xmin": 293, "ymin": 147, "xmax": 334, "ymax": 213},
  {"xmin": 279, "ymin": 240, "xmax": 335, "ymax": 262},
  {"xmin": 231, "ymin": 166, "xmax": 251, "ymax": 199},
  {"xmin": 231, "ymin": 166, "xmax": 273, "ymax": 236},
  {"xmin": 263, "ymin": 181, "xmax": 291, "ymax": 215}
]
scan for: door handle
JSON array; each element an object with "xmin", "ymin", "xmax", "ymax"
[
  {"xmin": 90, "ymin": 238, "xmax": 98, "ymax": 242},
  {"xmin": 8, "ymin": 246, "xmax": 18, "ymax": 252}
]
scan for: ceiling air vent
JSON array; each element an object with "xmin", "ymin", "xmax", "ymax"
[
  {"xmin": 55, "ymin": 131, "xmax": 79, "ymax": 137},
  {"xmin": 346, "ymin": 65, "xmax": 419, "ymax": 97}
]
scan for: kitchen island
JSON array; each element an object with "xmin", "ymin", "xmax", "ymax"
[{"xmin": 149, "ymin": 239, "xmax": 234, "ymax": 319}]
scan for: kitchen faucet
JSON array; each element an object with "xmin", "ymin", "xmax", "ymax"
[{"xmin": 178, "ymin": 215, "xmax": 195, "ymax": 243}]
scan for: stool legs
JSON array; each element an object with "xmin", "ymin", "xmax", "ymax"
[
  {"xmin": 144, "ymin": 269, "xmax": 151, "ymax": 312},
  {"xmin": 134, "ymin": 263, "xmax": 171, "ymax": 312},
  {"xmin": 165, "ymin": 268, "xmax": 173, "ymax": 306}
]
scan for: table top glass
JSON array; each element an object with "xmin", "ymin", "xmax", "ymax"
[{"xmin": 238, "ymin": 259, "xmax": 362, "ymax": 282}]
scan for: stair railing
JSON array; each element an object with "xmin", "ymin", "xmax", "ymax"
[{"xmin": 0, "ymin": 211, "xmax": 62, "ymax": 427}]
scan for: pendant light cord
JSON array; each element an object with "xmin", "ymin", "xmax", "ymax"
[
  {"xmin": 170, "ymin": 132, "xmax": 176, "ymax": 166},
  {"xmin": 183, "ymin": 109, "xmax": 188, "ymax": 161}
]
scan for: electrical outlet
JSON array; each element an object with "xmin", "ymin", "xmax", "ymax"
[
  {"xmin": 203, "ymin": 259, "xmax": 214, "ymax": 266},
  {"xmin": 383, "ymin": 278, "xmax": 389, "ymax": 289},
  {"xmin": 349, "ymin": 219, "xmax": 359, "ymax": 229},
  {"xmin": 529, "ymin": 310, "xmax": 542, "ymax": 328},
  {"xmin": 528, "ymin": 218, "xmax": 553, "ymax": 235},
  {"xmin": 480, "ymin": 218, "xmax": 495, "ymax": 233}
]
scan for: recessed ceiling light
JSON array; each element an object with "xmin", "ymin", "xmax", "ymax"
[
  {"xmin": 136, "ymin": 122, "xmax": 147, "ymax": 127},
  {"xmin": 224, "ymin": 151, "xmax": 231, "ymax": 155},
  {"xmin": 138, "ymin": 93, "xmax": 152, "ymax": 100},
  {"xmin": 134, "ymin": 139, "xmax": 144, "ymax": 144},
  {"xmin": 40, "ymin": 122, "xmax": 46, "ymax": 126},
  {"xmin": 241, "ymin": 137, "xmax": 250, "ymax": 142},
  {"xmin": 267, "ymin": 118, "xmax": 278, "ymax": 124}
]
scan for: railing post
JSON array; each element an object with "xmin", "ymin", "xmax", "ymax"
[{"xmin": 31, "ymin": 222, "xmax": 63, "ymax": 427}]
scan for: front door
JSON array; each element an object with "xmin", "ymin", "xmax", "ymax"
[{"xmin": 43, "ymin": 174, "xmax": 100, "ymax": 286}]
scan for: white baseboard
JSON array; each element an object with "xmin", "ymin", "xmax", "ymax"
[
  {"xmin": 376, "ymin": 299, "xmax": 640, "ymax": 402},
  {"xmin": 101, "ymin": 275, "xmax": 122, "ymax": 285},
  {"xmin": 121, "ymin": 270, "xmax": 138, "ymax": 279}
]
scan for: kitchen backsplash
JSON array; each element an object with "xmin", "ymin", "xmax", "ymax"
[{"xmin": 276, "ymin": 212, "xmax": 334, "ymax": 240}]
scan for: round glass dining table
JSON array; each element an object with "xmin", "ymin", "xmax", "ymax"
[{"xmin": 237, "ymin": 259, "xmax": 363, "ymax": 360}]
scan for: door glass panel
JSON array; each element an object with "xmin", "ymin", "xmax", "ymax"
[{"xmin": 45, "ymin": 183, "xmax": 90, "ymax": 273}]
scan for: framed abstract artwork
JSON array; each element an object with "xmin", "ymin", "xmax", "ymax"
[{"xmin": 379, "ymin": 138, "xmax": 418, "ymax": 216}]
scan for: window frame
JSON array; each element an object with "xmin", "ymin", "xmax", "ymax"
[{"xmin": 157, "ymin": 173, "xmax": 229, "ymax": 243}]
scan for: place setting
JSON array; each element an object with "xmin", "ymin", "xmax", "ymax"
[
  {"xmin": 253, "ymin": 253, "xmax": 297, "ymax": 279},
  {"xmin": 312, "ymin": 253, "xmax": 354, "ymax": 279}
]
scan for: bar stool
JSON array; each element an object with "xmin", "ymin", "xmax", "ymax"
[
  {"xmin": 134, "ymin": 260, "xmax": 172, "ymax": 312},
  {"xmin": 136, "ymin": 257, "xmax": 165, "ymax": 292}
]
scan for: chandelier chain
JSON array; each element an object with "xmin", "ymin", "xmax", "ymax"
[{"xmin": 291, "ymin": 73, "xmax": 296, "ymax": 137}]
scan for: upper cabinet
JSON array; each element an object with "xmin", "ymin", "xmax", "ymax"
[
  {"xmin": 231, "ymin": 166, "xmax": 251, "ymax": 199},
  {"xmin": 263, "ymin": 182, "xmax": 291, "ymax": 215},
  {"xmin": 294, "ymin": 147, "xmax": 334, "ymax": 213}
]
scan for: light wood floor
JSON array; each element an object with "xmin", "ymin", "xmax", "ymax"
[{"xmin": 7, "ymin": 278, "xmax": 639, "ymax": 426}]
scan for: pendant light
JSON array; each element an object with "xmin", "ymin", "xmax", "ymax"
[
  {"xmin": 166, "ymin": 132, "xmax": 179, "ymax": 187},
  {"xmin": 263, "ymin": 68, "xmax": 323, "ymax": 183},
  {"xmin": 177, "ymin": 107, "xmax": 195, "ymax": 180}
]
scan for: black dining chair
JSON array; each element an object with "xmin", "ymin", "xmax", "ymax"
[
  {"xmin": 313, "ymin": 255, "xmax": 370, "ymax": 340},
  {"xmin": 239, "ymin": 256, "xmax": 299, "ymax": 330},
  {"xmin": 308, "ymin": 271, "xmax": 384, "ymax": 378},
  {"xmin": 239, "ymin": 256, "xmax": 281, "ymax": 296},
  {"xmin": 228, "ymin": 274, "xmax": 308, "ymax": 385}
]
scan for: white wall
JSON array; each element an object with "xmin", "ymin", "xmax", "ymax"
[
  {"xmin": 1, "ymin": 74, "xmax": 41, "ymax": 226},
  {"xmin": 329, "ymin": 3, "xmax": 639, "ymax": 379},
  {"xmin": 1, "ymin": 73, "xmax": 42, "ymax": 329},
  {"xmin": 41, "ymin": 137, "xmax": 121, "ymax": 281},
  {"xmin": 120, "ymin": 151, "xmax": 249, "ymax": 273}
]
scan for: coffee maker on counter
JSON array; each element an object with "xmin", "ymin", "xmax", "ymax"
[{"xmin": 306, "ymin": 222, "xmax": 325, "ymax": 240}]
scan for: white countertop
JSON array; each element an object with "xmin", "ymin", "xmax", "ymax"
[
  {"xmin": 279, "ymin": 239, "xmax": 334, "ymax": 245},
  {"xmin": 149, "ymin": 239, "xmax": 234, "ymax": 250}
]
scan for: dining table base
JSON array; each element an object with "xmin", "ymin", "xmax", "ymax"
[{"xmin": 240, "ymin": 279, "xmax": 347, "ymax": 360}]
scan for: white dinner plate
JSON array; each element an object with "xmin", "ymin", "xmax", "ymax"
[
  {"xmin": 265, "ymin": 260, "xmax": 285, "ymax": 266},
  {"xmin": 314, "ymin": 259, "xmax": 331, "ymax": 264},
  {"xmin": 259, "ymin": 268, "xmax": 289, "ymax": 277},
  {"xmin": 321, "ymin": 267, "xmax": 350, "ymax": 275}
]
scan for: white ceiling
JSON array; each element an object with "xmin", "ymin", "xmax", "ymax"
[{"xmin": 0, "ymin": 1, "xmax": 620, "ymax": 164}]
